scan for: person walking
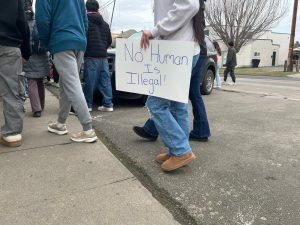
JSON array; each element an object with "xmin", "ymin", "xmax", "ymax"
[
  {"xmin": 139, "ymin": 0, "xmax": 206, "ymax": 171},
  {"xmin": 23, "ymin": 11, "xmax": 49, "ymax": 118},
  {"xmin": 223, "ymin": 41, "xmax": 237, "ymax": 85},
  {"xmin": 36, "ymin": 0, "xmax": 98, "ymax": 143},
  {"xmin": 0, "ymin": 0, "xmax": 31, "ymax": 147},
  {"xmin": 83, "ymin": 0, "xmax": 113, "ymax": 112},
  {"xmin": 213, "ymin": 41, "xmax": 222, "ymax": 89},
  {"xmin": 133, "ymin": 0, "xmax": 211, "ymax": 144}
]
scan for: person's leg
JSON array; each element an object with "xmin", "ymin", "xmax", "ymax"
[
  {"xmin": 53, "ymin": 66, "xmax": 59, "ymax": 83},
  {"xmin": 0, "ymin": 46, "xmax": 24, "ymax": 146},
  {"xmin": 143, "ymin": 119, "xmax": 158, "ymax": 137},
  {"xmin": 52, "ymin": 50, "xmax": 92, "ymax": 131},
  {"xmin": 223, "ymin": 67, "xmax": 229, "ymax": 82},
  {"xmin": 97, "ymin": 58, "xmax": 113, "ymax": 108},
  {"xmin": 83, "ymin": 58, "xmax": 97, "ymax": 108},
  {"xmin": 28, "ymin": 79, "xmax": 42, "ymax": 113},
  {"xmin": 146, "ymin": 97, "xmax": 191, "ymax": 156},
  {"xmin": 188, "ymin": 56, "xmax": 211, "ymax": 140},
  {"xmin": 37, "ymin": 78, "xmax": 45, "ymax": 111},
  {"xmin": 230, "ymin": 66, "xmax": 236, "ymax": 83},
  {"xmin": 215, "ymin": 66, "xmax": 221, "ymax": 88}
]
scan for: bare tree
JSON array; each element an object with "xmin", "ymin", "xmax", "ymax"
[{"xmin": 206, "ymin": 0, "xmax": 289, "ymax": 52}]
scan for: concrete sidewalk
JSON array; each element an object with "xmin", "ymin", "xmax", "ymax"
[{"xmin": 0, "ymin": 90, "xmax": 180, "ymax": 225}]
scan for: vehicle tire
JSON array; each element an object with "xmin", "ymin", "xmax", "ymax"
[{"xmin": 201, "ymin": 69, "xmax": 214, "ymax": 95}]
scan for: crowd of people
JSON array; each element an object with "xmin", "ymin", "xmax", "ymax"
[{"xmin": 0, "ymin": 0, "xmax": 237, "ymax": 172}]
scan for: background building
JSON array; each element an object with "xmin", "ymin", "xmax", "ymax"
[{"xmin": 206, "ymin": 27, "xmax": 290, "ymax": 67}]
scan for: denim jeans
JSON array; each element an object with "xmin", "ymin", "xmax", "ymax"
[
  {"xmin": 83, "ymin": 58, "xmax": 113, "ymax": 108},
  {"xmin": 189, "ymin": 55, "xmax": 211, "ymax": 138},
  {"xmin": 144, "ymin": 55, "xmax": 211, "ymax": 139},
  {"xmin": 214, "ymin": 64, "xmax": 221, "ymax": 87},
  {"xmin": 146, "ymin": 55, "xmax": 199, "ymax": 156}
]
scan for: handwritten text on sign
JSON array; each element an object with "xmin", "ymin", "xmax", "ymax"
[{"xmin": 115, "ymin": 39, "xmax": 194, "ymax": 103}]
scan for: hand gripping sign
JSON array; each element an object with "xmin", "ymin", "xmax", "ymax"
[{"xmin": 116, "ymin": 39, "xmax": 194, "ymax": 103}]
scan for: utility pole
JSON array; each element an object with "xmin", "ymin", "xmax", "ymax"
[
  {"xmin": 110, "ymin": 0, "xmax": 116, "ymax": 28},
  {"xmin": 287, "ymin": 0, "xmax": 298, "ymax": 72}
]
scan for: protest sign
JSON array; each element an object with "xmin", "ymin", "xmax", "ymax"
[{"xmin": 115, "ymin": 39, "xmax": 194, "ymax": 103}]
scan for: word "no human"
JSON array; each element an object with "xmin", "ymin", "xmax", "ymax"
[{"xmin": 124, "ymin": 42, "xmax": 189, "ymax": 66}]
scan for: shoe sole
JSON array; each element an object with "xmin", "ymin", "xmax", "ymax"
[
  {"xmin": 98, "ymin": 109, "xmax": 113, "ymax": 112},
  {"xmin": 70, "ymin": 136, "xmax": 98, "ymax": 143},
  {"xmin": 48, "ymin": 127, "xmax": 68, "ymax": 135},
  {"xmin": 0, "ymin": 137, "xmax": 22, "ymax": 147},
  {"xmin": 161, "ymin": 153, "xmax": 196, "ymax": 172}
]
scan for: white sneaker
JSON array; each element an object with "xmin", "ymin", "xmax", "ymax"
[
  {"xmin": 70, "ymin": 129, "xmax": 98, "ymax": 143},
  {"xmin": 98, "ymin": 106, "xmax": 113, "ymax": 112},
  {"xmin": 0, "ymin": 134, "xmax": 22, "ymax": 147},
  {"xmin": 48, "ymin": 122, "xmax": 68, "ymax": 135}
]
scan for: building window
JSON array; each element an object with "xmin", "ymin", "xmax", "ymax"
[{"xmin": 254, "ymin": 52, "xmax": 260, "ymax": 57}]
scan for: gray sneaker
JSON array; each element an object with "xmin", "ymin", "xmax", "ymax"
[
  {"xmin": 70, "ymin": 129, "xmax": 98, "ymax": 143},
  {"xmin": 48, "ymin": 122, "xmax": 68, "ymax": 135},
  {"xmin": 98, "ymin": 106, "xmax": 113, "ymax": 112}
]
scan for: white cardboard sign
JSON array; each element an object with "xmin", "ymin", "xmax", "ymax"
[{"xmin": 115, "ymin": 39, "xmax": 194, "ymax": 103}]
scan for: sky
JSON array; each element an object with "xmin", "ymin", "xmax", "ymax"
[{"xmin": 32, "ymin": 0, "xmax": 300, "ymax": 42}]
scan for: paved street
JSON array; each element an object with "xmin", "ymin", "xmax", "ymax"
[{"xmin": 80, "ymin": 75, "xmax": 300, "ymax": 225}]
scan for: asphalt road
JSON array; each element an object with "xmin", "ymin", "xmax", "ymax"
[{"xmin": 48, "ymin": 75, "xmax": 300, "ymax": 225}]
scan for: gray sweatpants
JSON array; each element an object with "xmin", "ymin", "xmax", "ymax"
[
  {"xmin": 52, "ymin": 50, "xmax": 92, "ymax": 131},
  {"xmin": 0, "ymin": 46, "xmax": 25, "ymax": 136}
]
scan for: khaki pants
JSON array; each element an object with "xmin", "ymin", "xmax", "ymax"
[{"xmin": 0, "ymin": 45, "xmax": 25, "ymax": 136}]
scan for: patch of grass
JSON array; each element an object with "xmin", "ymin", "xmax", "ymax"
[{"xmin": 219, "ymin": 68, "xmax": 298, "ymax": 76}]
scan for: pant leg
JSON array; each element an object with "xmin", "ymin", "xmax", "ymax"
[
  {"xmin": 83, "ymin": 58, "xmax": 97, "ymax": 108},
  {"xmin": 189, "ymin": 56, "xmax": 211, "ymax": 138},
  {"xmin": 224, "ymin": 67, "xmax": 229, "ymax": 81},
  {"xmin": 215, "ymin": 65, "xmax": 221, "ymax": 87},
  {"xmin": 0, "ymin": 46, "xmax": 24, "ymax": 136},
  {"xmin": 143, "ymin": 118, "xmax": 158, "ymax": 137},
  {"xmin": 229, "ymin": 67, "xmax": 236, "ymax": 83},
  {"xmin": 146, "ymin": 96, "xmax": 191, "ymax": 156},
  {"xmin": 37, "ymin": 78, "xmax": 45, "ymax": 110},
  {"xmin": 97, "ymin": 58, "xmax": 113, "ymax": 107},
  {"xmin": 28, "ymin": 79, "xmax": 42, "ymax": 112},
  {"xmin": 53, "ymin": 66, "xmax": 60, "ymax": 83},
  {"xmin": 53, "ymin": 50, "xmax": 92, "ymax": 131}
]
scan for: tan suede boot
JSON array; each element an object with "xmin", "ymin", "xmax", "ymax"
[
  {"xmin": 161, "ymin": 152, "xmax": 196, "ymax": 171},
  {"xmin": 155, "ymin": 153, "xmax": 171, "ymax": 164}
]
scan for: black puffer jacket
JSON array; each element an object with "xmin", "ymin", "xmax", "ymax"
[
  {"xmin": 0, "ymin": 0, "xmax": 31, "ymax": 60},
  {"xmin": 85, "ymin": 12, "xmax": 112, "ymax": 58}
]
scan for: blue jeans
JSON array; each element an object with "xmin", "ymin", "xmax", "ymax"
[
  {"xmin": 189, "ymin": 55, "xmax": 211, "ymax": 138},
  {"xmin": 144, "ymin": 55, "xmax": 211, "ymax": 139},
  {"xmin": 146, "ymin": 55, "xmax": 199, "ymax": 156},
  {"xmin": 83, "ymin": 58, "xmax": 113, "ymax": 108}
]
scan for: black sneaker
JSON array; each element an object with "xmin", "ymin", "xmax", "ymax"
[
  {"xmin": 33, "ymin": 111, "xmax": 41, "ymax": 117},
  {"xmin": 133, "ymin": 126, "xmax": 158, "ymax": 141},
  {"xmin": 189, "ymin": 132, "xmax": 208, "ymax": 142}
]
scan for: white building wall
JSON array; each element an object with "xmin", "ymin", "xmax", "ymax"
[
  {"xmin": 205, "ymin": 27, "xmax": 289, "ymax": 67},
  {"xmin": 260, "ymin": 31, "xmax": 290, "ymax": 65}
]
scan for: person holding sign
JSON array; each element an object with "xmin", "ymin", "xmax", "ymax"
[{"xmin": 140, "ymin": 0, "xmax": 206, "ymax": 171}]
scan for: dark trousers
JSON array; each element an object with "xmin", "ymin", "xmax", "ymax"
[
  {"xmin": 28, "ymin": 78, "xmax": 45, "ymax": 113},
  {"xmin": 224, "ymin": 66, "xmax": 236, "ymax": 83}
]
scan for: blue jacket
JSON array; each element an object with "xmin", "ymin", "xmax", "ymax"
[{"xmin": 35, "ymin": 0, "xmax": 88, "ymax": 54}]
